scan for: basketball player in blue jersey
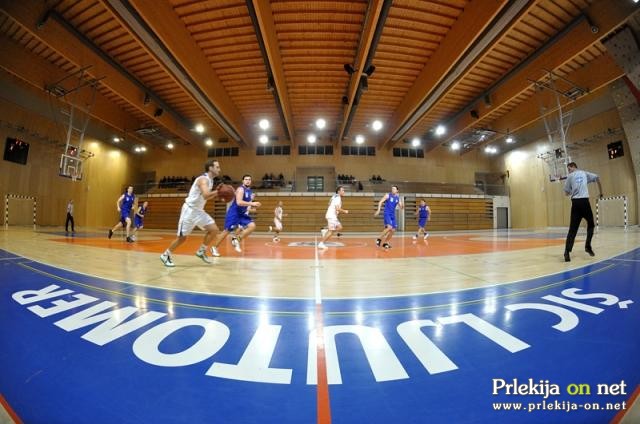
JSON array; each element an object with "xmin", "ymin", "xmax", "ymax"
[
  {"xmin": 108, "ymin": 185, "xmax": 135, "ymax": 243},
  {"xmin": 160, "ymin": 160, "xmax": 222, "ymax": 267},
  {"xmin": 226, "ymin": 175, "xmax": 261, "ymax": 253},
  {"xmin": 131, "ymin": 200, "xmax": 149, "ymax": 241},
  {"xmin": 374, "ymin": 185, "xmax": 403, "ymax": 250},
  {"xmin": 413, "ymin": 199, "xmax": 431, "ymax": 241},
  {"xmin": 209, "ymin": 193, "xmax": 255, "ymax": 257}
]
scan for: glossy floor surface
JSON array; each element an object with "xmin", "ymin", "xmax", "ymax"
[{"xmin": 1, "ymin": 226, "xmax": 639, "ymax": 423}]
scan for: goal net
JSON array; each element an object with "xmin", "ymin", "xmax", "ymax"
[
  {"xmin": 596, "ymin": 196, "xmax": 627, "ymax": 229},
  {"xmin": 4, "ymin": 194, "xmax": 37, "ymax": 229}
]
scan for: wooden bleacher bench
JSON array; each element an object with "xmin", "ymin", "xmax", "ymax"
[{"xmin": 138, "ymin": 193, "xmax": 494, "ymax": 232}]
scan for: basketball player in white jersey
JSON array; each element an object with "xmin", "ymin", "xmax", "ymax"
[
  {"xmin": 160, "ymin": 160, "xmax": 222, "ymax": 267},
  {"xmin": 318, "ymin": 186, "xmax": 348, "ymax": 249}
]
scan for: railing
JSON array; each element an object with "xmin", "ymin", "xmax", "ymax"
[{"xmin": 129, "ymin": 180, "xmax": 508, "ymax": 197}]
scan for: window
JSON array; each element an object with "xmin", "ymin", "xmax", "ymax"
[
  {"xmin": 256, "ymin": 145, "xmax": 290, "ymax": 156},
  {"xmin": 208, "ymin": 147, "xmax": 239, "ymax": 157},
  {"xmin": 342, "ymin": 145, "xmax": 375, "ymax": 156},
  {"xmin": 299, "ymin": 145, "xmax": 333, "ymax": 155},
  {"xmin": 393, "ymin": 147, "xmax": 424, "ymax": 158}
]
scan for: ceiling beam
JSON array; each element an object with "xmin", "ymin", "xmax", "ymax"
[
  {"xmin": 337, "ymin": 0, "xmax": 385, "ymax": 143},
  {"xmin": 0, "ymin": 1, "xmax": 200, "ymax": 145},
  {"xmin": 250, "ymin": 0, "xmax": 295, "ymax": 146},
  {"xmin": 377, "ymin": 0, "xmax": 513, "ymax": 149},
  {"xmin": 441, "ymin": 0, "xmax": 640, "ymax": 150},
  {"xmin": 0, "ymin": 35, "xmax": 153, "ymax": 148},
  {"xmin": 482, "ymin": 53, "xmax": 624, "ymax": 148},
  {"xmin": 118, "ymin": 0, "xmax": 251, "ymax": 146}
]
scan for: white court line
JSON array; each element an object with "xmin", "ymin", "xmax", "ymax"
[{"xmin": 314, "ymin": 235, "xmax": 322, "ymax": 305}]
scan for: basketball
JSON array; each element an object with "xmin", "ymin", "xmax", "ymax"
[{"xmin": 217, "ymin": 184, "xmax": 235, "ymax": 202}]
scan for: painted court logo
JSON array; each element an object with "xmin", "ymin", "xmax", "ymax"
[{"xmin": 287, "ymin": 241, "xmax": 344, "ymax": 247}]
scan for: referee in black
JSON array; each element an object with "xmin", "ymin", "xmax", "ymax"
[
  {"xmin": 65, "ymin": 199, "xmax": 75, "ymax": 233},
  {"xmin": 563, "ymin": 162, "xmax": 603, "ymax": 262}
]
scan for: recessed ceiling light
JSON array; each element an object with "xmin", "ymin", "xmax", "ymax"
[
  {"xmin": 505, "ymin": 136, "xmax": 514, "ymax": 144},
  {"xmin": 372, "ymin": 120, "xmax": 383, "ymax": 131},
  {"xmin": 307, "ymin": 134, "xmax": 317, "ymax": 144},
  {"xmin": 140, "ymin": 146, "xmax": 147, "ymax": 152},
  {"xmin": 259, "ymin": 119, "xmax": 270, "ymax": 130},
  {"xmin": 411, "ymin": 137, "xmax": 420, "ymax": 147},
  {"xmin": 259, "ymin": 134, "xmax": 269, "ymax": 144},
  {"xmin": 435, "ymin": 125, "xmax": 446, "ymax": 136},
  {"xmin": 205, "ymin": 138, "xmax": 213, "ymax": 147},
  {"xmin": 315, "ymin": 118, "xmax": 326, "ymax": 129},
  {"xmin": 113, "ymin": 137, "xmax": 120, "ymax": 143},
  {"xmin": 194, "ymin": 123, "xmax": 205, "ymax": 134},
  {"xmin": 166, "ymin": 142, "xmax": 174, "ymax": 150},
  {"xmin": 355, "ymin": 135, "xmax": 365, "ymax": 144},
  {"xmin": 451, "ymin": 141, "xmax": 460, "ymax": 151}
]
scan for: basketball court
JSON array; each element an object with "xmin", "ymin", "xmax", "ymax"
[
  {"xmin": 1, "ymin": 0, "xmax": 640, "ymax": 423},
  {"xmin": 1, "ymin": 226, "xmax": 639, "ymax": 423}
]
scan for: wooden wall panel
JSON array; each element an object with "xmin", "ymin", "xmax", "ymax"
[
  {"xmin": 141, "ymin": 143, "xmax": 494, "ymax": 188},
  {"xmin": 498, "ymin": 107, "xmax": 637, "ymax": 229},
  {"xmin": 0, "ymin": 99, "xmax": 141, "ymax": 228}
]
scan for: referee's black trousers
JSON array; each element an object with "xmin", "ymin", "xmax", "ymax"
[
  {"xmin": 65, "ymin": 213, "xmax": 75, "ymax": 232},
  {"xmin": 564, "ymin": 198, "xmax": 594, "ymax": 253}
]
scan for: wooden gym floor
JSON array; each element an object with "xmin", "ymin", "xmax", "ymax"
[{"xmin": 1, "ymin": 226, "xmax": 639, "ymax": 423}]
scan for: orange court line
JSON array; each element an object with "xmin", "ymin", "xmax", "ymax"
[
  {"xmin": 610, "ymin": 384, "xmax": 640, "ymax": 424},
  {"xmin": 0, "ymin": 393, "xmax": 23, "ymax": 424},
  {"xmin": 315, "ymin": 304, "xmax": 332, "ymax": 424},
  {"xmin": 52, "ymin": 234, "xmax": 565, "ymax": 260}
]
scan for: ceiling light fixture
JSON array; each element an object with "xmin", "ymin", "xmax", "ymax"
[
  {"xmin": 205, "ymin": 138, "xmax": 213, "ymax": 147},
  {"xmin": 411, "ymin": 137, "xmax": 421, "ymax": 147},
  {"xmin": 194, "ymin": 123, "xmax": 205, "ymax": 134},
  {"xmin": 259, "ymin": 119, "xmax": 270, "ymax": 130},
  {"xmin": 372, "ymin": 120, "xmax": 383, "ymax": 131},
  {"xmin": 315, "ymin": 119, "xmax": 326, "ymax": 129},
  {"xmin": 307, "ymin": 134, "xmax": 317, "ymax": 144},
  {"xmin": 355, "ymin": 135, "xmax": 365, "ymax": 144},
  {"xmin": 259, "ymin": 135, "xmax": 269, "ymax": 144},
  {"xmin": 435, "ymin": 125, "xmax": 446, "ymax": 136}
]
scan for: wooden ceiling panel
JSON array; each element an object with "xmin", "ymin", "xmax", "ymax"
[
  {"xmin": 2, "ymin": 0, "xmax": 635, "ymax": 154},
  {"xmin": 171, "ymin": 0, "xmax": 283, "ymax": 142},
  {"xmin": 273, "ymin": 0, "xmax": 366, "ymax": 134}
]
